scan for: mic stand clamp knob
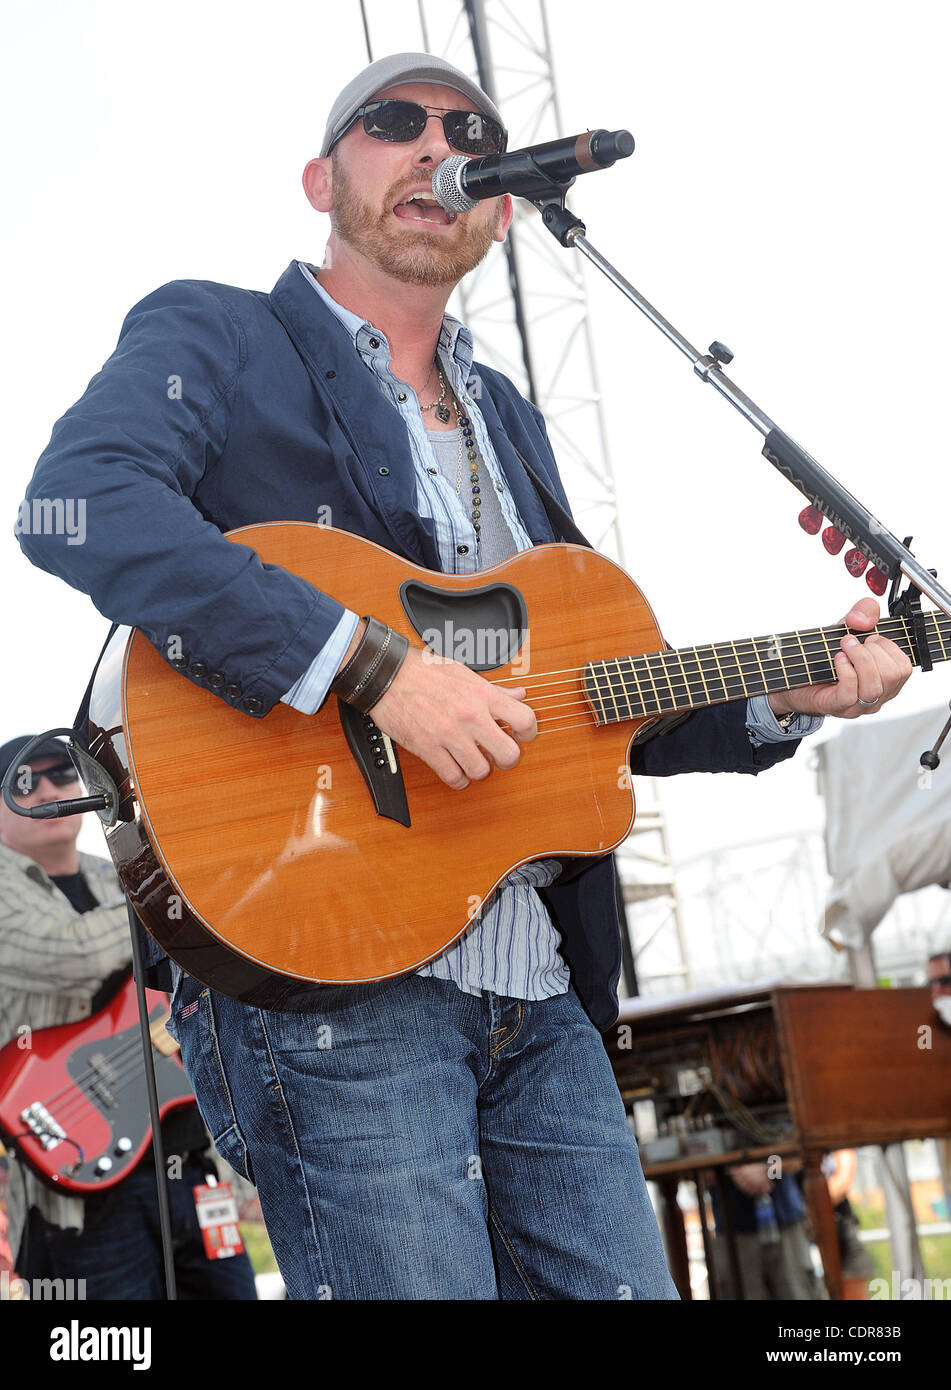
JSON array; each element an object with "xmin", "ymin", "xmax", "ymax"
[
  {"xmin": 694, "ymin": 341, "xmax": 735, "ymax": 381},
  {"xmin": 532, "ymin": 190, "xmax": 586, "ymax": 247}
]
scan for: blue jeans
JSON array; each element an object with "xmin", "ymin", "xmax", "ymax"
[{"xmin": 167, "ymin": 973, "xmax": 677, "ymax": 1300}]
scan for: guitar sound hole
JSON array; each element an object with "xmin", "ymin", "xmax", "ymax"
[{"xmin": 398, "ymin": 580, "xmax": 529, "ymax": 671}]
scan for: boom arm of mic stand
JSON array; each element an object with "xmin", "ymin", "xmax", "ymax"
[{"xmin": 531, "ymin": 196, "xmax": 951, "ymax": 622}]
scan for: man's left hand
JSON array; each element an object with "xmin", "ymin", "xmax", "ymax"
[{"xmin": 767, "ymin": 597, "xmax": 913, "ymax": 723}]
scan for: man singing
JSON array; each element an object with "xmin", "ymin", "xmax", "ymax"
[{"xmin": 17, "ymin": 52, "xmax": 911, "ymax": 1298}]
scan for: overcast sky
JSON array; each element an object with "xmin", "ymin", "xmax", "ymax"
[{"xmin": 3, "ymin": 0, "xmax": 949, "ymax": 880}]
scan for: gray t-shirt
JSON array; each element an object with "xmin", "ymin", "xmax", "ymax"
[{"xmin": 425, "ymin": 427, "xmax": 519, "ymax": 571}]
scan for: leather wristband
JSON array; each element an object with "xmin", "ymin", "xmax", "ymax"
[{"xmin": 330, "ymin": 616, "xmax": 409, "ymax": 713}]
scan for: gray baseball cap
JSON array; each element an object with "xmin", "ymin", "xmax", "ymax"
[{"xmin": 320, "ymin": 51, "xmax": 506, "ymax": 158}]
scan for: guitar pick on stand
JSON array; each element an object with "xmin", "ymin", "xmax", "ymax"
[
  {"xmin": 797, "ymin": 503, "xmax": 951, "ymax": 773},
  {"xmin": 798, "ymin": 505, "xmax": 888, "ymax": 595}
]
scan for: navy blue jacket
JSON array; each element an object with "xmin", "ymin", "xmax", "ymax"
[{"xmin": 19, "ymin": 261, "xmax": 798, "ymax": 1030}]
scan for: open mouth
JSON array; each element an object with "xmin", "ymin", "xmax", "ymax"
[{"xmin": 392, "ymin": 195, "xmax": 458, "ymax": 227}]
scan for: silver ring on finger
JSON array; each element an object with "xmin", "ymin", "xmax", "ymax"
[{"xmin": 855, "ymin": 695, "xmax": 880, "ymax": 708}]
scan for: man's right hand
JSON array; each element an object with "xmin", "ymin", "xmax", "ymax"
[{"xmin": 367, "ymin": 643, "xmax": 537, "ymax": 790}]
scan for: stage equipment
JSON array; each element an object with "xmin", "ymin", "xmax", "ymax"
[{"xmin": 607, "ymin": 980, "xmax": 951, "ymax": 1300}]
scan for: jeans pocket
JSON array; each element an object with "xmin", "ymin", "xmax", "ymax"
[{"xmin": 207, "ymin": 1122, "xmax": 255, "ymax": 1187}]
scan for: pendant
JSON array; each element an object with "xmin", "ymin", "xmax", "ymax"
[{"xmin": 435, "ymin": 403, "xmax": 452, "ymax": 423}]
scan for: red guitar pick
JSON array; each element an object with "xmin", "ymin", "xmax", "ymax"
[
  {"xmin": 798, "ymin": 505, "xmax": 823, "ymax": 535},
  {"xmin": 822, "ymin": 525, "xmax": 846, "ymax": 555},
  {"xmin": 866, "ymin": 567, "xmax": 888, "ymax": 596},
  {"xmin": 844, "ymin": 548, "xmax": 868, "ymax": 577}
]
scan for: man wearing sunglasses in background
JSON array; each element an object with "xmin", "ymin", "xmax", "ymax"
[
  {"xmin": 17, "ymin": 52, "xmax": 910, "ymax": 1299},
  {"xmin": 0, "ymin": 736, "xmax": 258, "ymax": 1299}
]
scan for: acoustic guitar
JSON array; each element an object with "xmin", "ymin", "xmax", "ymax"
[{"xmin": 87, "ymin": 523, "xmax": 948, "ymax": 1008}]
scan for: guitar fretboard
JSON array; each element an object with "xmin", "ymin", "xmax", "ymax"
[{"xmin": 583, "ymin": 612, "xmax": 951, "ymax": 724}]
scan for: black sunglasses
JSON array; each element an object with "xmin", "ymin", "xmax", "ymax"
[
  {"xmin": 14, "ymin": 762, "xmax": 80, "ymax": 795},
  {"xmin": 331, "ymin": 100, "xmax": 506, "ymax": 157}
]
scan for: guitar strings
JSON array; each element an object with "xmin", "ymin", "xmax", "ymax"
[
  {"xmin": 30, "ymin": 1042, "xmax": 152, "ymax": 1127},
  {"xmin": 487, "ymin": 614, "xmax": 947, "ymax": 682},
  {"xmin": 484, "ymin": 618, "xmax": 947, "ymax": 695},
  {"xmin": 496, "ymin": 644, "xmax": 935, "ymax": 734},
  {"xmin": 472, "ymin": 617, "xmax": 944, "ymax": 732},
  {"xmin": 30, "ymin": 1013, "xmax": 168, "ymax": 1111},
  {"xmin": 25, "ymin": 1030, "xmax": 170, "ymax": 1131}
]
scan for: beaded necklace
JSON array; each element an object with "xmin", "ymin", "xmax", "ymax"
[
  {"xmin": 421, "ymin": 359, "xmax": 482, "ymax": 551},
  {"xmin": 454, "ymin": 406, "xmax": 481, "ymax": 545}
]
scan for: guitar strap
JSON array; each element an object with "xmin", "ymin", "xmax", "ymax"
[{"xmin": 70, "ymin": 621, "xmax": 120, "ymax": 749}]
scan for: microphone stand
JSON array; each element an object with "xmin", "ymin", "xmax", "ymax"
[{"xmin": 529, "ymin": 189, "xmax": 951, "ymax": 642}]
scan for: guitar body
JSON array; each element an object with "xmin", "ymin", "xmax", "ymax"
[
  {"xmin": 0, "ymin": 977, "xmax": 194, "ymax": 1193},
  {"xmin": 89, "ymin": 525, "xmax": 664, "ymax": 1006}
]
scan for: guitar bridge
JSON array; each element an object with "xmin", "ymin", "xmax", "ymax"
[
  {"xmin": 337, "ymin": 700, "xmax": 411, "ymax": 827},
  {"xmin": 20, "ymin": 1102, "xmax": 66, "ymax": 1150}
]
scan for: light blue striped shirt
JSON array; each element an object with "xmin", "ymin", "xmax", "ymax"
[{"xmin": 281, "ymin": 261, "xmax": 820, "ymax": 1000}]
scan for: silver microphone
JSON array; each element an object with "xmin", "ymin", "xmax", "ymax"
[
  {"xmin": 431, "ymin": 131, "xmax": 635, "ymax": 214},
  {"xmin": 431, "ymin": 156, "xmax": 476, "ymax": 213}
]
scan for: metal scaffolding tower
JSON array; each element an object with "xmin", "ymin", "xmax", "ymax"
[
  {"xmin": 356, "ymin": 0, "xmax": 687, "ymax": 993},
  {"xmin": 616, "ymin": 780, "xmax": 692, "ymax": 996},
  {"xmin": 358, "ymin": 0, "xmax": 620, "ymax": 553}
]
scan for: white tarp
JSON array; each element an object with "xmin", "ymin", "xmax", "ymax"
[{"xmin": 816, "ymin": 705, "xmax": 951, "ymax": 948}]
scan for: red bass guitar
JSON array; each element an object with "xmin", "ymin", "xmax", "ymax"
[{"xmin": 0, "ymin": 975, "xmax": 195, "ymax": 1193}]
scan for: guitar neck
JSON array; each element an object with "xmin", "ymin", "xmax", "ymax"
[{"xmin": 585, "ymin": 610, "xmax": 951, "ymax": 724}]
